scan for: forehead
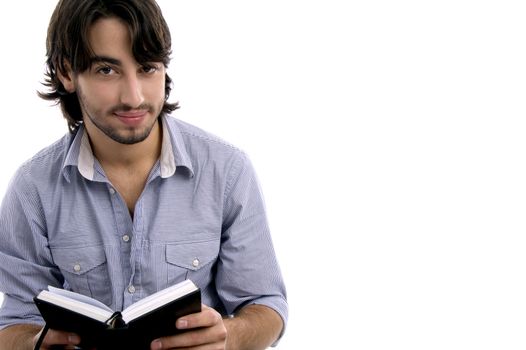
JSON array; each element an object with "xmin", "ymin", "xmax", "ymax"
[{"xmin": 88, "ymin": 17, "xmax": 132, "ymax": 57}]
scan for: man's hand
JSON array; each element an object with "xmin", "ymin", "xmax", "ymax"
[
  {"xmin": 149, "ymin": 303, "xmax": 283, "ymax": 350},
  {"xmin": 150, "ymin": 304, "xmax": 227, "ymax": 350},
  {"xmin": 33, "ymin": 328, "xmax": 81, "ymax": 349},
  {"xmin": 0, "ymin": 324, "xmax": 82, "ymax": 350}
]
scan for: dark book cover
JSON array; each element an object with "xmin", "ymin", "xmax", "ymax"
[{"xmin": 34, "ymin": 288, "xmax": 201, "ymax": 350}]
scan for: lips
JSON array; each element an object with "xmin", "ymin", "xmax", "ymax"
[
  {"xmin": 114, "ymin": 110, "xmax": 148, "ymax": 126},
  {"xmin": 114, "ymin": 110, "xmax": 148, "ymax": 118}
]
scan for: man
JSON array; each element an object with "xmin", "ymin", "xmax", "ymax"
[{"xmin": 0, "ymin": 0, "xmax": 287, "ymax": 349}]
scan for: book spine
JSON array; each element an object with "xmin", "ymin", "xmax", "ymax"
[{"xmin": 106, "ymin": 311, "xmax": 126, "ymax": 328}]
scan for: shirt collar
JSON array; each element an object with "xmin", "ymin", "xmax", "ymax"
[{"xmin": 62, "ymin": 115, "xmax": 194, "ymax": 182}]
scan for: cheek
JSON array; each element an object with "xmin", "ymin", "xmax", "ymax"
[
  {"xmin": 146, "ymin": 75, "xmax": 167, "ymax": 102},
  {"xmin": 82, "ymin": 84, "xmax": 117, "ymax": 108}
]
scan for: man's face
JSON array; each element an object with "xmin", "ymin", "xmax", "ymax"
[{"xmin": 66, "ymin": 17, "xmax": 166, "ymax": 145}]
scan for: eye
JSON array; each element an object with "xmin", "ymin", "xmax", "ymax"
[
  {"xmin": 141, "ymin": 64, "xmax": 158, "ymax": 74},
  {"xmin": 96, "ymin": 66, "xmax": 114, "ymax": 75}
]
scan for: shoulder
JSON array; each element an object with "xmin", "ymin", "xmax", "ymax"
[
  {"xmin": 170, "ymin": 117, "xmax": 243, "ymax": 153},
  {"xmin": 164, "ymin": 116, "xmax": 254, "ymax": 184},
  {"xmin": 14, "ymin": 133, "xmax": 72, "ymax": 185},
  {"xmin": 166, "ymin": 116, "xmax": 248, "ymax": 163}
]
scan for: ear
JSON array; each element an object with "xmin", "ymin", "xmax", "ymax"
[{"xmin": 57, "ymin": 61, "xmax": 76, "ymax": 93}]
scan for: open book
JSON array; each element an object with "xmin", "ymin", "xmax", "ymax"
[{"xmin": 34, "ymin": 279, "xmax": 201, "ymax": 349}]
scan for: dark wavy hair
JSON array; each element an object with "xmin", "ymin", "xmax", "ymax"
[{"xmin": 38, "ymin": 0, "xmax": 179, "ymax": 133}]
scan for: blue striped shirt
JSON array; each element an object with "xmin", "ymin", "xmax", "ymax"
[{"xmin": 0, "ymin": 115, "xmax": 287, "ymax": 331}]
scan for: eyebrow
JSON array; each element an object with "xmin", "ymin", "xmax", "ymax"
[{"xmin": 89, "ymin": 56, "xmax": 122, "ymax": 67}]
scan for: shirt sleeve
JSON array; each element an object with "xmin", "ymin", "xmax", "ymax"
[
  {"xmin": 216, "ymin": 152, "xmax": 288, "ymax": 333},
  {"xmin": 0, "ymin": 165, "xmax": 63, "ymax": 329}
]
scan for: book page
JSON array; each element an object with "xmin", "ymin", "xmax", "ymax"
[
  {"xmin": 37, "ymin": 290, "xmax": 113, "ymax": 323},
  {"xmin": 48, "ymin": 286, "xmax": 113, "ymax": 312},
  {"xmin": 121, "ymin": 279, "xmax": 197, "ymax": 323}
]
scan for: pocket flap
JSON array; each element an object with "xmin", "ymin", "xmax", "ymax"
[
  {"xmin": 166, "ymin": 239, "xmax": 219, "ymax": 271},
  {"xmin": 51, "ymin": 245, "xmax": 107, "ymax": 275}
]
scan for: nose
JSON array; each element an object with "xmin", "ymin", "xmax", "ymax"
[{"xmin": 119, "ymin": 73, "xmax": 145, "ymax": 108}]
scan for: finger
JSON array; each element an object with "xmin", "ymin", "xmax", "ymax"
[
  {"xmin": 40, "ymin": 328, "xmax": 81, "ymax": 348},
  {"xmin": 176, "ymin": 304, "xmax": 221, "ymax": 330},
  {"xmin": 151, "ymin": 325, "xmax": 227, "ymax": 349}
]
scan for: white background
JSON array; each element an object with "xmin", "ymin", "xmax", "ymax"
[{"xmin": 1, "ymin": 1, "xmax": 526, "ymax": 349}]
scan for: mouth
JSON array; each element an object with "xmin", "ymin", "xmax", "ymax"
[{"xmin": 113, "ymin": 110, "xmax": 149, "ymax": 126}]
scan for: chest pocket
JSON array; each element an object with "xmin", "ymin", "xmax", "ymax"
[
  {"xmin": 50, "ymin": 245, "xmax": 112, "ymax": 307},
  {"xmin": 165, "ymin": 238, "xmax": 219, "ymax": 286}
]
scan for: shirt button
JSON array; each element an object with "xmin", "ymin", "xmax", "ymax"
[
  {"xmin": 109, "ymin": 188, "xmax": 116, "ymax": 195},
  {"xmin": 128, "ymin": 285, "xmax": 136, "ymax": 294},
  {"xmin": 73, "ymin": 264, "xmax": 81, "ymax": 272},
  {"xmin": 192, "ymin": 258, "xmax": 200, "ymax": 268},
  {"xmin": 122, "ymin": 234, "xmax": 130, "ymax": 242}
]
